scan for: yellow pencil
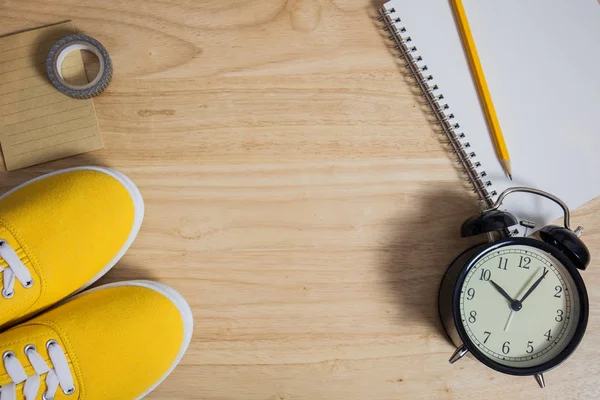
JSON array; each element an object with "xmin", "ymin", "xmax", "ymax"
[{"xmin": 450, "ymin": 0, "xmax": 512, "ymax": 179}]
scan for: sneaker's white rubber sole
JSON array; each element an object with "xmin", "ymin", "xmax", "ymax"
[
  {"xmin": 0, "ymin": 166, "xmax": 145, "ymax": 292},
  {"xmin": 80, "ymin": 280, "xmax": 194, "ymax": 399}
]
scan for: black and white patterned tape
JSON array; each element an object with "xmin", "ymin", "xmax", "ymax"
[{"xmin": 46, "ymin": 34, "xmax": 112, "ymax": 99}]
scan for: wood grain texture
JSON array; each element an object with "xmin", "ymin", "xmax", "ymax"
[{"xmin": 2, "ymin": 1, "xmax": 600, "ymax": 399}]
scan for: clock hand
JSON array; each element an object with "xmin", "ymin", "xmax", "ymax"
[
  {"xmin": 515, "ymin": 268, "xmax": 541, "ymax": 298},
  {"xmin": 519, "ymin": 268, "xmax": 549, "ymax": 304},
  {"xmin": 490, "ymin": 280, "xmax": 523, "ymax": 311},
  {"xmin": 503, "ymin": 310, "xmax": 515, "ymax": 332},
  {"xmin": 489, "ymin": 280, "xmax": 515, "ymax": 304}
]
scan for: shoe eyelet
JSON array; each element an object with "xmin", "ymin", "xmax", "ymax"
[
  {"xmin": 23, "ymin": 279, "xmax": 34, "ymax": 288},
  {"xmin": 64, "ymin": 386, "xmax": 76, "ymax": 395},
  {"xmin": 2, "ymin": 289, "xmax": 14, "ymax": 299},
  {"xmin": 0, "ymin": 239, "xmax": 5, "ymax": 246},
  {"xmin": 46, "ymin": 339, "xmax": 58, "ymax": 350},
  {"xmin": 24, "ymin": 344, "xmax": 37, "ymax": 354},
  {"xmin": 2, "ymin": 350, "xmax": 15, "ymax": 360},
  {"xmin": 42, "ymin": 392, "xmax": 54, "ymax": 400}
]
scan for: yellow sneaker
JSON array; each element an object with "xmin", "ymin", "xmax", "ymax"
[
  {"xmin": 0, "ymin": 280, "xmax": 193, "ymax": 399},
  {"xmin": 0, "ymin": 167, "xmax": 144, "ymax": 329}
]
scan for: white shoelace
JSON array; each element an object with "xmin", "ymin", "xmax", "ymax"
[
  {"xmin": 0, "ymin": 341, "xmax": 75, "ymax": 400},
  {"xmin": 0, "ymin": 241, "xmax": 33, "ymax": 299}
]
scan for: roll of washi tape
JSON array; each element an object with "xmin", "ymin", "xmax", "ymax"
[{"xmin": 46, "ymin": 34, "xmax": 112, "ymax": 99}]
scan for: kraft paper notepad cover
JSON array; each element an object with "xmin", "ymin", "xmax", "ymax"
[{"xmin": 0, "ymin": 21, "xmax": 103, "ymax": 171}]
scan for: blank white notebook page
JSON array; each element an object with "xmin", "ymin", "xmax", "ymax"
[{"xmin": 385, "ymin": 0, "xmax": 600, "ymax": 232}]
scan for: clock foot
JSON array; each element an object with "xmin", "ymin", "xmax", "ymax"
[
  {"xmin": 534, "ymin": 373, "xmax": 545, "ymax": 388},
  {"xmin": 448, "ymin": 345, "xmax": 469, "ymax": 364}
]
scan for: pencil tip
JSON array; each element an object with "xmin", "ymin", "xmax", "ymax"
[{"xmin": 501, "ymin": 159, "xmax": 512, "ymax": 180}]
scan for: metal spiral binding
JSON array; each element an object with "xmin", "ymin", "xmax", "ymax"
[{"xmin": 378, "ymin": 6, "xmax": 496, "ymax": 207}]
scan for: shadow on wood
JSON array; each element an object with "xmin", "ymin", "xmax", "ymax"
[
  {"xmin": 0, "ymin": 152, "xmax": 107, "ymax": 192},
  {"xmin": 93, "ymin": 261, "xmax": 159, "ymax": 288},
  {"xmin": 379, "ymin": 187, "xmax": 482, "ymax": 339}
]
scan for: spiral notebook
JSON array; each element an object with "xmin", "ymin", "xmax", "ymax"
[{"xmin": 380, "ymin": 0, "xmax": 600, "ymax": 234}]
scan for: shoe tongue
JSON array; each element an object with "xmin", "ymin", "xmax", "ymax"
[{"xmin": 0, "ymin": 324, "xmax": 64, "ymax": 386}]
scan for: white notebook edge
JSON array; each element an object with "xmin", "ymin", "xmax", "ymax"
[{"xmin": 379, "ymin": 4, "xmax": 508, "ymax": 221}]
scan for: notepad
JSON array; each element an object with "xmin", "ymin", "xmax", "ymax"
[
  {"xmin": 381, "ymin": 0, "xmax": 600, "ymax": 232},
  {"xmin": 0, "ymin": 21, "xmax": 103, "ymax": 171}
]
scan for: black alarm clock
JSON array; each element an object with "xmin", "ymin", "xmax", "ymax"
[{"xmin": 439, "ymin": 187, "xmax": 590, "ymax": 388}]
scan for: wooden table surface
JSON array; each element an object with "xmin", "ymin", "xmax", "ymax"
[{"xmin": 2, "ymin": 1, "xmax": 600, "ymax": 399}]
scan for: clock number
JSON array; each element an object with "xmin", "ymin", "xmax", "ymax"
[
  {"xmin": 518, "ymin": 256, "xmax": 531, "ymax": 269},
  {"xmin": 526, "ymin": 341, "xmax": 534, "ymax": 354},
  {"xmin": 554, "ymin": 286, "xmax": 563, "ymax": 298},
  {"xmin": 483, "ymin": 331, "xmax": 491, "ymax": 344},
  {"xmin": 468, "ymin": 310, "xmax": 477, "ymax": 323},
  {"xmin": 502, "ymin": 341, "xmax": 510, "ymax": 354},
  {"xmin": 466, "ymin": 288, "xmax": 475, "ymax": 300},
  {"xmin": 497, "ymin": 257, "xmax": 508, "ymax": 270},
  {"xmin": 544, "ymin": 329, "xmax": 553, "ymax": 342},
  {"xmin": 555, "ymin": 309, "xmax": 564, "ymax": 322},
  {"xmin": 479, "ymin": 269, "xmax": 491, "ymax": 281}
]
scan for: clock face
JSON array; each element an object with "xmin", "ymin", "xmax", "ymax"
[{"xmin": 459, "ymin": 244, "xmax": 581, "ymax": 368}]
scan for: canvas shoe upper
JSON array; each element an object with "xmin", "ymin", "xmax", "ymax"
[
  {"xmin": 0, "ymin": 167, "xmax": 144, "ymax": 329},
  {"xmin": 0, "ymin": 281, "xmax": 193, "ymax": 399}
]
